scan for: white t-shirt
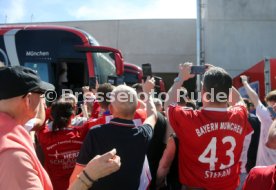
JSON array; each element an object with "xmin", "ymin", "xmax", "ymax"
[
  {"xmin": 24, "ymin": 118, "xmax": 37, "ymax": 132},
  {"xmin": 255, "ymin": 101, "xmax": 276, "ymax": 166},
  {"xmin": 71, "ymin": 116, "xmax": 87, "ymax": 126},
  {"xmin": 240, "ymin": 131, "xmax": 253, "ymax": 173}
]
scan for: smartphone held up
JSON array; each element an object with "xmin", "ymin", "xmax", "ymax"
[
  {"xmin": 142, "ymin": 63, "xmax": 152, "ymax": 80},
  {"xmin": 89, "ymin": 77, "xmax": 97, "ymax": 90},
  {"xmin": 190, "ymin": 66, "xmax": 207, "ymax": 75}
]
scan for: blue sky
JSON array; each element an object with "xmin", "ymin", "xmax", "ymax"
[{"xmin": 0, "ymin": 0, "xmax": 196, "ymax": 24}]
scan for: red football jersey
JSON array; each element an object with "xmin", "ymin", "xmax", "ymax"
[
  {"xmin": 90, "ymin": 101, "xmax": 100, "ymax": 119},
  {"xmin": 243, "ymin": 165, "xmax": 276, "ymax": 190},
  {"xmin": 134, "ymin": 108, "xmax": 147, "ymax": 126},
  {"xmin": 37, "ymin": 125, "xmax": 89, "ymax": 190},
  {"xmin": 85, "ymin": 114, "xmax": 113, "ymax": 128},
  {"xmin": 168, "ymin": 105, "xmax": 252, "ymax": 190},
  {"xmin": 85, "ymin": 108, "xmax": 146, "ymax": 128}
]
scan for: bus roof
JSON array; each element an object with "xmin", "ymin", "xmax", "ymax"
[{"xmin": 0, "ymin": 24, "xmax": 99, "ymax": 45}]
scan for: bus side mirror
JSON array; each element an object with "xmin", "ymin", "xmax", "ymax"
[
  {"xmin": 75, "ymin": 45, "xmax": 125, "ymax": 76},
  {"xmin": 114, "ymin": 52, "xmax": 124, "ymax": 76}
]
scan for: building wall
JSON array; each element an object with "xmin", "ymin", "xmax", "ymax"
[{"xmin": 203, "ymin": 0, "xmax": 276, "ymax": 77}]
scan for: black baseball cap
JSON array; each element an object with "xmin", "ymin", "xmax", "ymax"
[{"xmin": 0, "ymin": 66, "xmax": 55, "ymax": 100}]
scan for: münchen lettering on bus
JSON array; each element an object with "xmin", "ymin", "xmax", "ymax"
[{"xmin": 26, "ymin": 51, "xmax": 50, "ymax": 56}]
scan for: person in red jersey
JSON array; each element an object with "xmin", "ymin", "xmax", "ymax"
[
  {"xmin": 37, "ymin": 99, "xmax": 91, "ymax": 190},
  {"xmin": 242, "ymin": 165, "xmax": 276, "ymax": 190},
  {"xmin": 164, "ymin": 63, "xmax": 252, "ymax": 190}
]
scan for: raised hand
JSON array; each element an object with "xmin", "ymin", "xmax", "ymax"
[
  {"xmin": 142, "ymin": 76, "xmax": 155, "ymax": 94},
  {"xmin": 240, "ymin": 75, "xmax": 249, "ymax": 84},
  {"xmin": 84, "ymin": 149, "xmax": 121, "ymax": 181},
  {"xmin": 178, "ymin": 62, "xmax": 195, "ymax": 82}
]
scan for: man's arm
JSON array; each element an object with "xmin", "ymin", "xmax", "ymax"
[
  {"xmin": 70, "ymin": 164, "xmax": 85, "ymax": 185},
  {"xmin": 164, "ymin": 62, "xmax": 194, "ymax": 111},
  {"xmin": 240, "ymin": 75, "xmax": 261, "ymax": 107},
  {"xmin": 137, "ymin": 99, "xmax": 146, "ymax": 110},
  {"xmin": 163, "ymin": 63, "xmax": 194, "ymax": 134},
  {"xmin": 266, "ymin": 120, "xmax": 276, "ymax": 149},
  {"xmin": 69, "ymin": 149, "xmax": 121, "ymax": 190},
  {"xmin": 142, "ymin": 77, "xmax": 157, "ymax": 128},
  {"xmin": 156, "ymin": 137, "xmax": 176, "ymax": 189},
  {"xmin": 228, "ymin": 86, "xmax": 246, "ymax": 107},
  {"xmin": 30, "ymin": 98, "xmax": 46, "ymax": 131}
]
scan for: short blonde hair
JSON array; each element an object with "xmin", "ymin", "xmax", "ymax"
[
  {"xmin": 111, "ymin": 85, "xmax": 138, "ymax": 117},
  {"xmin": 265, "ymin": 90, "xmax": 276, "ymax": 103},
  {"xmin": 59, "ymin": 93, "xmax": 78, "ymax": 106}
]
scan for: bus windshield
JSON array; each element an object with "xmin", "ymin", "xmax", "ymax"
[
  {"xmin": 124, "ymin": 72, "xmax": 139, "ymax": 85},
  {"xmin": 93, "ymin": 52, "xmax": 116, "ymax": 83}
]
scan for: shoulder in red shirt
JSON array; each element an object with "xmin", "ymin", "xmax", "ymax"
[{"xmin": 243, "ymin": 165, "xmax": 276, "ymax": 190}]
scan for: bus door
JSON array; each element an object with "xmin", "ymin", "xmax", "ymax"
[{"xmin": 54, "ymin": 60, "xmax": 88, "ymax": 96}]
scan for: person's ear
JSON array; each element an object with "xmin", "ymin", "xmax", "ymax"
[
  {"xmin": 23, "ymin": 93, "xmax": 32, "ymax": 108},
  {"xmin": 201, "ymin": 86, "xmax": 207, "ymax": 103}
]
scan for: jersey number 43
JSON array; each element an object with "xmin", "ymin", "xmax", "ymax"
[{"xmin": 198, "ymin": 136, "xmax": 236, "ymax": 171}]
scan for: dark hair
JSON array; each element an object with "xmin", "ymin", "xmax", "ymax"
[
  {"xmin": 51, "ymin": 101, "xmax": 74, "ymax": 131},
  {"xmin": 96, "ymin": 83, "xmax": 114, "ymax": 109},
  {"xmin": 132, "ymin": 83, "xmax": 145, "ymax": 100},
  {"xmin": 177, "ymin": 87, "xmax": 188, "ymax": 106},
  {"xmin": 202, "ymin": 67, "xmax": 232, "ymax": 102},
  {"xmin": 132, "ymin": 83, "xmax": 143, "ymax": 93},
  {"xmin": 243, "ymin": 98, "xmax": 251, "ymax": 110},
  {"xmin": 186, "ymin": 100, "xmax": 196, "ymax": 110},
  {"xmin": 265, "ymin": 90, "xmax": 276, "ymax": 103}
]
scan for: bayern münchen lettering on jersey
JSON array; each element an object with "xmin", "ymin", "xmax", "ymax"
[{"xmin": 195, "ymin": 122, "xmax": 243, "ymax": 137}]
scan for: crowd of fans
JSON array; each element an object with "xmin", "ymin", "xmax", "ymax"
[{"xmin": 0, "ymin": 62, "xmax": 276, "ymax": 190}]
